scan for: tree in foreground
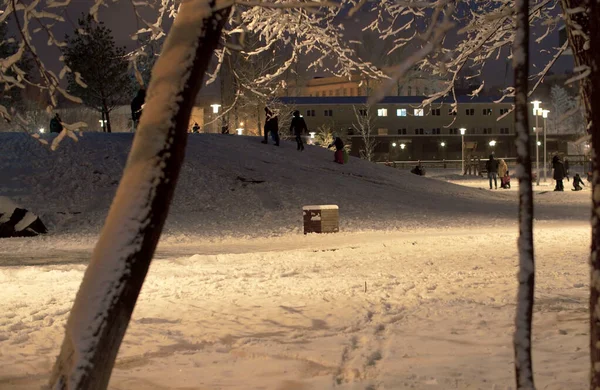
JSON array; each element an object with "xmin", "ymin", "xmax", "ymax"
[
  {"xmin": 63, "ymin": 15, "xmax": 134, "ymax": 133},
  {"xmin": 512, "ymin": 0, "xmax": 535, "ymax": 387}
]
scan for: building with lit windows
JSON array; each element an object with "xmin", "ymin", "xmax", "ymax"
[{"xmin": 278, "ymin": 96, "xmax": 573, "ymax": 161}]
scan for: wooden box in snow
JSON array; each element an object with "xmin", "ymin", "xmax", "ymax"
[{"xmin": 303, "ymin": 205, "xmax": 339, "ymax": 234}]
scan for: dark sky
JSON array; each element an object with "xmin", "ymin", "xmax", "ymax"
[{"xmin": 12, "ymin": 1, "xmax": 574, "ymax": 97}]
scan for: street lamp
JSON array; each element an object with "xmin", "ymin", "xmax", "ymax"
[
  {"xmin": 392, "ymin": 142, "xmax": 397, "ymax": 147},
  {"xmin": 210, "ymin": 104, "xmax": 221, "ymax": 114},
  {"xmin": 210, "ymin": 104, "xmax": 221, "ymax": 133},
  {"xmin": 489, "ymin": 140, "xmax": 497, "ymax": 147},
  {"xmin": 236, "ymin": 127, "xmax": 243, "ymax": 135},
  {"xmin": 460, "ymin": 128, "xmax": 466, "ymax": 175},
  {"xmin": 440, "ymin": 141, "xmax": 446, "ymax": 147},
  {"xmin": 39, "ymin": 127, "xmax": 45, "ymax": 133},
  {"xmin": 542, "ymin": 109, "xmax": 550, "ymax": 182},
  {"xmin": 532, "ymin": 100, "xmax": 542, "ymax": 186},
  {"xmin": 400, "ymin": 143, "xmax": 406, "ymax": 150}
]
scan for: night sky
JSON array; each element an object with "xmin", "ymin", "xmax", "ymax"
[{"xmin": 10, "ymin": 1, "xmax": 575, "ymax": 97}]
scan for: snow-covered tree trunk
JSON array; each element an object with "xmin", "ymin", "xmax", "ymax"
[
  {"xmin": 48, "ymin": 1, "xmax": 231, "ymax": 388},
  {"xmin": 513, "ymin": 0, "xmax": 535, "ymax": 388},
  {"xmin": 588, "ymin": 2, "xmax": 600, "ymax": 385},
  {"xmin": 560, "ymin": 1, "xmax": 600, "ymax": 386}
]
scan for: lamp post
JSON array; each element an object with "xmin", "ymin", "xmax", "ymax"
[
  {"xmin": 460, "ymin": 128, "xmax": 466, "ymax": 175},
  {"xmin": 542, "ymin": 109, "xmax": 549, "ymax": 182},
  {"xmin": 210, "ymin": 104, "xmax": 221, "ymax": 133},
  {"xmin": 532, "ymin": 101, "xmax": 542, "ymax": 185}
]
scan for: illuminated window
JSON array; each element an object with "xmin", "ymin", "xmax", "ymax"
[
  {"xmin": 397, "ymin": 108, "xmax": 407, "ymax": 117},
  {"xmin": 414, "ymin": 108, "xmax": 424, "ymax": 117},
  {"xmin": 377, "ymin": 108, "xmax": 388, "ymax": 117}
]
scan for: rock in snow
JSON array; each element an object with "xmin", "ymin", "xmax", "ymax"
[{"xmin": 0, "ymin": 196, "xmax": 47, "ymax": 237}]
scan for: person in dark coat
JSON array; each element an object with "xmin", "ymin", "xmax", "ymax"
[
  {"xmin": 485, "ymin": 154, "xmax": 499, "ymax": 190},
  {"xmin": 192, "ymin": 123, "xmax": 200, "ymax": 133},
  {"xmin": 49, "ymin": 113, "xmax": 63, "ymax": 133},
  {"xmin": 290, "ymin": 110, "xmax": 307, "ymax": 151},
  {"xmin": 131, "ymin": 89, "xmax": 146, "ymax": 130},
  {"xmin": 552, "ymin": 155, "xmax": 566, "ymax": 191},
  {"xmin": 262, "ymin": 107, "xmax": 279, "ymax": 146},
  {"xmin": 573, "ymin": 173, "xmax": 585, "ymax": 191},
  {"xmin": 328, "ymin": 135, "xmax": 345, "ymax": 164}
]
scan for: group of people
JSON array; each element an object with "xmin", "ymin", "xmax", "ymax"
[
  {"xmin": 261, "ymin": 108, "xmax": 347, "ymax": 164},
  {"xmin": 552, "ymin": 155, "xmax": 586, "ymax": 191},
  {"xmin": 485, "ymin": 154, "xmax": 585, "ymax": 192},
  {"xmin": 485, "ymin": 155, "xmax": 511, "ymax": 190}
]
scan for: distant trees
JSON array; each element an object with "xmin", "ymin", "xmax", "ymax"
[
  {"xmin": 352, "ymin": 105, "xmax": 377, "ymax": 161},
  {"xmin": 63, "ymin": 15, "xmax": 134, "ymax": 133},
  {"xmin": 549, "ymin": 85, "xmax": 585, "ymax": 135}
]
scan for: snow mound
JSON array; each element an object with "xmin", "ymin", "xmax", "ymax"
[{"xmin": 0, "ymin": 132, "xmax": 586, "ymax": 237}]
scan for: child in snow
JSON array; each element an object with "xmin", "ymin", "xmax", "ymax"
[
  {"xmin": 501, "ymin": 170, "xmax": 511, "ymax": 189},
  {"xmin": 573, "ymin": 173, "xmax": 585, "ymax": 191},
  {"xmin": 328, "ymin": 136, "xmax": 345, "ymax": 164}
]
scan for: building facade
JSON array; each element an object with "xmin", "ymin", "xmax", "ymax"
[
  {"xmin": 285, "ymin": 74, "xmax": 448, "ymax": 98},
  {"xmin": 278, "ymin": 96, "xmax": 573, "ymax": 161}
]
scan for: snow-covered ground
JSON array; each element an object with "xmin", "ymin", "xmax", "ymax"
[{"xmin": 0, "ymin": 133, "xmax": 592, "ymax": 389}]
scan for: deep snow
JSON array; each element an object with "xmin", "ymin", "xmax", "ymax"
[
  {"xmin": 0, "ymin": 133, "xmax": 589, "ymax": 238},
  {"xmin": 0, "ymin": 132, "xmax": 593, "ymax": 389}
]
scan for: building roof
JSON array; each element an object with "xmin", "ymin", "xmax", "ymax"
[{"xmin": 276, "ymin": 96, "xmax": 514, "ymax": 105}]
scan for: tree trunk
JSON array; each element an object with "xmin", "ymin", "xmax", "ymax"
[
  {"xmin": 257, "ymin": 104, "xmax": 262, "ymax": 137},
  {"xmin": 48, "ymin": 1, "xmax": 231, "ymax": 389},
  {"xmin": 559, "ymin": 1, "xmax": 600, "ymax": 387},
  {"xmin": 104, "ymin": 107, "xmax": 112, "ymax": 134},
  {"xmin": 512, "ymin": 0, "xmax": 535, "ymax": 388}
]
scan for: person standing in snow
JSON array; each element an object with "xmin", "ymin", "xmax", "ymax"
[
  {"xmin": 485, "ymin": 154, "xmax": 499, "ymax": 190},
  {"xmin": 552, "ymin": 155, "xmax": 566, "ymax": 191},
  {"xmin": 328, "ymin": 135, "xmax": 345, "ymax": 164},
  {"xmin": 497, "ymin": 158, "xmax": 508, "ymax": 188},
  {"xmin": 192, "ymin": 123, "xmax": 200, "ymax": 133},
  {"xmin": 131, "ymin": 89, "xmax": 146, "ymax": 131},
  {"xmin": 262, "ymin": 107, "xmax": 279, "ymax": 146},
  {"xmin": 290, "ymin": 110, "xmax": 307, "ymax": 151},
  {"xmin": 49, "ymin": 113, "xmax": 63, "ymax": 134}
]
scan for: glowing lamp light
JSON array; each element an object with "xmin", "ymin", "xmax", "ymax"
[
  {"xmin": 236, "ymin": 128, "xmax": 243, "ymax": 135},
  {"xmin": 542, "ymin": 109, "xmax": 549, "ymax": 119},
  {"xmin": 489, "ymin": 140, "xmax": 497, "ymax": 147},
  {"xmin": 39, "ymin": 127, "xmax": 45, "ymax": 133},
  {"xmin": 440, "ymin": 142, "xmax": 446, "ymax": 147},
  {"xmin": 210, "ymin": 104, "xmax": 221, "ymax": 114},
  {"xmin": 392, "ymin": 142, "xmax": 397, "ymax": 147},
  {"xmin": 460, "ymin": 128, "xmax": 466, "ymax": 135},
  {"xmin": 400, "ymin": 143, "xmax": 406, "ymax": 150},
  {"xmin": 309, "ymin": 132, "xmax": 316, "ymax": 139},
  {"xmin": 531, "ymin": 100, "xmax": 542, "ymax": 113},
  {"xmin": 537, "ymin": 141, "xmax": 542, "ymax": 146}
]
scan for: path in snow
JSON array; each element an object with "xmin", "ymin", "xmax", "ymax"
[{"xmin": 0, "ymin": 224, "xmax": 590, "ymax": 389}]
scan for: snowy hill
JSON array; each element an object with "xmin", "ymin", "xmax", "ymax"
[{"xmin": 0, "ymin": 132, "xmax": 587, "ymax": 237}]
